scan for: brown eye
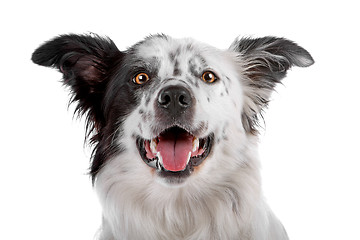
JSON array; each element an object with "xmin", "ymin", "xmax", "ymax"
[
  {"xmin": 133, "ymin": 73, "xmax": 150, "ymax": 85},
  {"xmin": 202, "ymin": 71, "xmax": 217, "ymax": 83}
]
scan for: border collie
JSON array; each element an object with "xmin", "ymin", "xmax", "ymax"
[{"xmin": 32, "ymin": 33, "xmax": 313, "ymax": 239}]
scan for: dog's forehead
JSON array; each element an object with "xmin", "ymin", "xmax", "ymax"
[
  {"xmin": 133, "ymin": 35, "xmax": 199, "ymax": 59},
  {"xmin": 130, "ymin": 35, "xmax": 218, "ymax": 75}
]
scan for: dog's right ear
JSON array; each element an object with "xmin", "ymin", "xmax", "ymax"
[{"xmin": 32, "ymin": 34, "xmax": 123, "ymax": 135}]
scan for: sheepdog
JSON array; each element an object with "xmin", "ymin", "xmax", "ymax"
[{"xmin": 32, "ymin": 33, "xmax": 313, "ymax": 239}]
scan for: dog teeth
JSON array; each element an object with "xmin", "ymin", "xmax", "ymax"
[
  {"xmin": 187, "ymin": 151, "xmax": 191, "ymax": 164},
  {"xmin": 156, "ymin": 152, "xmax": 163, "ymax": 169},
  {"xmin": 192, "ymin": 137, "xmax": 199, "ymax": 152},
  {"xmin": 150, "ymin": 138, "xmax": 158, "ymax": 154}
]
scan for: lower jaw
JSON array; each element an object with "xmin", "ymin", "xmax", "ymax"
[{"xmin": 155, "ymin": 164, "xmax": 193, "ymax": 186}]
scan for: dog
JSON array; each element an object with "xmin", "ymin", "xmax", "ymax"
[{"xmin": 32, "ymin": 33, "xmax": 313, "ymax": 239}]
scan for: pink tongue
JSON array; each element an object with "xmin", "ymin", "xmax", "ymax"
[{"xmin": 157, "ymin": 131, "xmax": 193, "ymax": 172}]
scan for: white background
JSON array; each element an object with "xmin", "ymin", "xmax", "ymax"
[{"xmin": 1, "ymin": 0, "xmax": 359, "ymax": 239}]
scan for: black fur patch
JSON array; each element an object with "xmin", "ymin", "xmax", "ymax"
[
  {"xmin": 188, "ymin": 55, "xmax": 207, "ymax": 77},
  {"xmin": 32, "ymin": 34, "xmax": 145, "ymax": 182},
  {"xmin": 173, "ymin": 60, "xmax": 182, "ymax": 76}
]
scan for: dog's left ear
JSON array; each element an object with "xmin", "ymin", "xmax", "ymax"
[{"xmin": 230, "ymin": 36, "xmax": 314, "ymax": 134}]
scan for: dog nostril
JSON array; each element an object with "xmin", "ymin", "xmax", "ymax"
[
  {"xmin": 179, "ymin": 94, "xmax": 189, "ymax": 107},
  {"xmin": 159, "ymin": 94, "xmax": 171, "ymax": 106}
]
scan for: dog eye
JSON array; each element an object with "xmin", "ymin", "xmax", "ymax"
[
  {"xmin": 201, "ymin": 71, "xmax": 218, "ymax": 83},
  {"xmin": 133, "ymin": 73, "xmax": 150, "ymax": 85}
]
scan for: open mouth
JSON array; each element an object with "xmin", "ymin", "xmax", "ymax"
[{"xmin": 136, "ymin": 126, "xmax": 213, "ymax": 179}]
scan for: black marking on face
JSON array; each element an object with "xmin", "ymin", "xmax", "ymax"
[
  {"xmin": 188, "ymin": 55, "xmax": 207, "ymax": 77},
  {"xmin": 173, "ymin": 68, "xmax": 181, "ymax": 76},
  {"xmin": 173, "ymin": 60, "xmax": 182, "ymax": 76},
  {"xmin": 169, "ymin": 52, "xmax": 176, "ymax": 62},
  {"xmin": 194, "ymin": 80, "xmax": 199, "ymax": 88},
  {"xmin": 175, "ymin": 47, "xmax": 181, "ymax": 58},
  {"xmin": 126, "ymin": 56, "xmax": 161, "ymax": 78},
  {"xmin": 221, "ymin": 122, "xmax": 229, "ymax": 141},
  {"xmin": 197, "ymin": 54, "xmax": 207, "ymax": 65},
  {"xmin": 207, "ymin": 97, "xmax": 210, "ymax": 103},
  {"xmin": 221, "ymin": 81, "xmax": 229, "ymax": 96},
  {"xmin": 188, "ymin": 59, "xmax": 198, "ymax": 76},
  {"xmin": 186, "ymin": 43, "xmax": 193, "ymax": 52},
  {"xmin": 45, "ymin": 34, "xmax": 150, "ymax": 180},
  {"xmin": 169, "ymin": 48, "xmax": 181, "ymax": 62}
]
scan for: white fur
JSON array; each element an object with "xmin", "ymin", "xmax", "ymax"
[{"xmin": 95, "ymin": 37, "xmax": 289, "ymax": 240}]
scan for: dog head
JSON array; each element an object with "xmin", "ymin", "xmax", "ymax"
[{"xmin": 32, "ymin": 34, "xmax": 313, "ymax": 186}]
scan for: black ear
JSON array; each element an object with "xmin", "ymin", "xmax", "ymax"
[
  {"xmin": 230, "ymin": 36, "xmax": 314, "ymax": 134},
  {"xmin": 32, "ymin": 34, "xmax": 122, "ymax": 137}
]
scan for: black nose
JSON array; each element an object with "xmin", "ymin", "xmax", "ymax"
[{"xmin": 158, "ymin": 85, "xmax": 192, "ymax": 114}]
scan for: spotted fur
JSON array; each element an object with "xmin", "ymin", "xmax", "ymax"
[{"xmin": 32, "ymin": 33, "xmax": 313, "ymax": 240}]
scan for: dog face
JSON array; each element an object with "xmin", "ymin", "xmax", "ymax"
[
  {"xmin": 32, "ymin": 34, "xmax": 313, "ymax": 187},
  {"xmin": 120, "ymin": 36, "xmax": 246, "ymax": 185}
]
